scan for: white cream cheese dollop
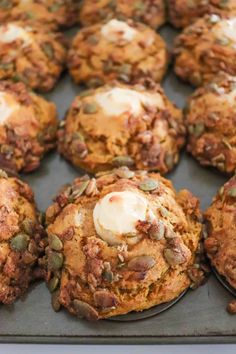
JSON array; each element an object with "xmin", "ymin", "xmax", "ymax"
[
  {"xmin": 0, "ymin": 24, "xmax": 32, "ymax": 46},
  {"xmin": 101, "ymin": 19, "xmax": 137, "ymax": 43},
  {"xmin": 94, "ymin": 87, "xmax": 164, "ymax": 117},
  {"xmin": 0, "ymin": 92, "xmax": 19, "ymax": 125},
  {"xmin": 214, "ymin": 18, "xmax": 236, "ymax": 43},
  {"xmin": 93, "ymin": 190, "xmax": 155, "ymax": 245}
]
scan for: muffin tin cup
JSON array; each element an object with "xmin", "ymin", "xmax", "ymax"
[{"xmin": 212, "ymin": 267, "xmax": 236, "ymax": 297}]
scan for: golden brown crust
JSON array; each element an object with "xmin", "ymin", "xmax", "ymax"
[
  {"xmin": 186, "ymin": 74, "xmax": 236, "ymax": 174},
  {"xmin": 45, "ymin": 170, "xmax": 204, "ymax": 320},
  {"xmin": 204, "ymin": 176, "xmax": 236, "ymax": 290},
  {"xmin": 0, "ymin": 0, "xmax": 79, "ymax": 30},
  {"xmin": 0, "ymin": 80, "xmax": 58, "ymax": 173},
  {"xmin": 79, "ymin": 0, "xmax": 166, "ymax": 29},
  {"xmin": 67, "ymin": 19, "xmax": 169, "ymax": 87},
  {"xmin": 58, "ymin": 82, "xmax": 185, "ymax": 174},
  {"xmin": 0, "ymin": 22, "xmax": 67, "ymax": 92},
  {"xmin": 167, "ymin": 0, "xmax": 236, "ymax": 28},
  {"xmin": 0, "ymin": 170, "xmax": 47, "ymax": 304},
  {"xmin": 174, "ymin": 15, "xmax": 236, "ymax": 87}
]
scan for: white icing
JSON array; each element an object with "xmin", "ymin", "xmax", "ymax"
[
  {"xmin": 214, "ymin": 18, "xmax": 236, "ymax": 43},
  {"xmin": 93, "ymin": 191, "xmax": 151, "ymax": 245},
  {"xmin": 101, "ymin": 19, "xmax": 137, "ymax": 43},
  {"xmin": 0, "ymin": 92, "xmax": 19, "ymax": 125},
  {"xmin": 95, "ymin": 87, "xmax": 164, "ymax": 116},
  {"xmin": 0, "ymin": 24, "xmax": 32, "ymax": 46}
]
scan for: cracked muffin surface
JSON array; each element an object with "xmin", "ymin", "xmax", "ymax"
[
  {"xmin": 186, "ymin": 74, "xmax": 236, "ymax": 174},
  {"xmin": 0, "ymin": 22, "xmax": 67, "ymax": 92},
  {"xmin": 45, "ymin": 169, "xmax": 205, "ymax": 320},
  {"xmin": 67, "ymin": 19, "xmax": 169, "ymax": 87},
  {"xmin": 204, "ymin": 176, "xmax": 236, "ymax": 292},
  {"xmin": 0, "ymin": 170, "xmax": 47, "ymax": 304},
  {"xmin": 79, "ymin": 0, "xmax": 166, "ymax": 30},
  {"xmin": 167, "ymin": 0, "xmax": 236, "ymax": 28},
  {"xmin": 58, "ymin": 82, "xmax": 185, "ymax": 174},
  {"xmin": 174, "ymin": 15, "xmax": 236, "ymax": 87},
  {"xmin": 0, "ymin": 80, "xmax": 58, "ymax": 173},
  {"xmin": 0, "ymin": 0, "xmax": 79, "ymax": 30}
]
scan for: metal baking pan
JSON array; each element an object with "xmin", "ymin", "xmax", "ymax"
[{"xmin": 0, "ymin": 25, "xmax": 235, "ymax": 345}]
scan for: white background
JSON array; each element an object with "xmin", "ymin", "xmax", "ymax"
[{"xmin": 1, "ymin": 345, "xmax": 236, "ymax": 353}]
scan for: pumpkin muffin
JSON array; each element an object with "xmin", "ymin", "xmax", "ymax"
[
  {"xmin": 0, "ymin": 169, "xmax": 47, "ymax": 304},
  {"xmin": 174, "ymin": 15, "xmax": 236, "ymax": 87},
  {"xmin": 204, "ymin": 176, "xmax": 236, "ymax": 312},
  {"xmin": 67, "ymin": 19, "xmax": 169, "ymax": 87},
  {"xmin": 45, "ymin": 169, "xmax": 205, "ymax": 320},
  {"xmin": 0, "ymin": 22, "xmax": 67, "ymax": 92},
  {"xmin": 0, "ymin": 80, "xmax": 58, "ymax": 173},
  {"xmin": 168, "ymin": 0, "xmax": 236, "ymax": 28},
  {"xmin": 58, "ymin": 82, "xmax": 185, "ymax": 174},
  {"xmin": 0, "ymin": 0, "xmax": 79, "ymax": 30},
  {"xmin": 79, "ymin": 0, "xmax": 166, "ymax": 30},
  {"xmin": 186, "ymin": 74, "xmax": 236, "ymax": 174}
]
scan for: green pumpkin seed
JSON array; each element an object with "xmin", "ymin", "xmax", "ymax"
[
  {"xmin": 102, "ymin": 269, "xmax": 113, "ymax": 282},
  {"xmin": 134, "ymin": 1, "xmax": 145, "ymax": 11},
  {"xmin": 0, "ymin": 169, "xmax": 8, "ymax": 178},
  {"xmin": 71, "ymin": 180, "xmax": 90, "ymax": 199},
  {"xmin": 118, "ymin": 63, "xmax": 131, "ymax": 75},
  {"xmin": 115, "ymin": 166, "xmax": 135, "ymax": 179},
  {"xmin": 49, "ymin": 234, "xmax": 63, "ymax": 251},
  {"xmin": 22, "ymin": 218, "xmax": 35, "ymax": 235},
  {"xmin": 72, "ymin": 132, "xmax": 84, "ymax": 141},
  {"xmin": 39, "ymin": 212, "xmax": 46, "ymax": 226},
  {"xmin": 128, "ymin": 255, "xmax": 156, "ymax": 271},
  {"xmin": 191, "ymin": 123, "xmax": 205, "ymax": 137},
  {"xmin": 48, "ymin": 252, "xmax": 64, "ymax": 271},
  {"xmin": 48, "ymin": 276, "xmax": 59, "ymax": 293},
  {"xmin": 83, "ymin": 102, "xmax": 98, "ymax": 114},
  {"xmin": 87, "ymin": 78, "xmax": 104, "ymax": 87},
  {"xmin": 216, "ymin": 37, "xmax": 230, "ymax": 46},
  {"xmin": 139, "ymin": 178, "xmax": 159, "ymax": 192},
  {"xmin": 42, "ymin": 43, "xmax": 54, "ymax": 59},
  {"xmin": 79, "ymin": 90, "xmax": 93, "ymax": 98},
  {"xmin": 10, "ymin": 233, "xmax": 29, "ymax": 252},
  {"xmin": 49, "ymin": 3, "xmax": 61, "ymax": 12},
  {"xmin": 112, "ymin": 156, "xmax": 134, "ymax": 167},
  {"xmin": 227, "ymin": 187, "xmax": 236, "ymax": 197},
  {"xmin": 0, "ymin": 0, "xmax": 11, "ymax": 9},
  {"xmin": 51, "ymin": 290, "xmax": 61, "ymax": 312}
]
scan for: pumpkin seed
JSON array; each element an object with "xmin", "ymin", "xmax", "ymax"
[
  {"xmin": 48, "ymin": 252, "xmax": 63, "ymax": 271},
  {"xmin": 192, "ymin": 123, "xmax": 205, "ymax": 137},
  {"xmin": 79, "ymin": 90, "xmax": 93, "ymax": 98},
  {"xmin": 87, "ymin": 78, "xmax": 104, "ymax": 87},
  {"xmin": 10, "ymin": 233, "xmax": 29, "ymax": 252},
  {"xmin": 227, "ymin": 187, "xmax": 236, "ymax": 197},
  {"xmin": 0, "ymin": 169, "xmax": 8, "ymax": 178},
  {"xmin": 114, "ymin": 166, "xmax": 135, "ymax": 179},
  {"xmin": 73, "ymin": 299, "xmax": 99, "ymax": 321},
  {"xmin": 71, "ymin": 180, "xmax": 90, "ymax": 199},
  {"xmin": 111, "ymin": 156, "xmax": 134, "ymax": 167},
  {"xmin": 49, "ymin": 234, "xmax": 63, "ymax": 251},
  {"xmin": 83, "ymin": 102, "xmax": 98, "ymax": 114},
  {"xmin": 94, "ymin": 290, "xmax": 117, "ymax": 308},
  {"xmin": 48, "ymin": 276, "xmax": 59, "ymax": 293},
  {"xmin": 0, "ymin": 0, "xmax": 11, "ymax": 9},
  {"xmin": 134, "ymin": 1, "xmax": 145, "ymax": 11},
  {"xmin": 139, "ymin": 178, "xmax": 159, "ymax": 192},
  {"xmin": 102, "ymin": 269, "xmax": 113, "ymax": 282},
  {"xmin": 49, "ymin": 3, "xmax": 61, "ymax": 12},
  {"xmin": 42, "ymin": 43, "xmax": 54, "ymax": 59},
  {"xmin": 22, "ymin": 218, "xmax": 35, "ymax": 235},
  {"xmin": 51, "ymin": 290, "xmax": 61, "ymax": 312},
  {"xmin": 87, "ymin": 35, "xmax": 99, "ymax": 45},
  {"xmin": 149, "ymin": 221, "xmax": 165, "ymax": 241},
  {"xmin": 128, "ymin": 255, "xmax": 156, "ymax": 271}
]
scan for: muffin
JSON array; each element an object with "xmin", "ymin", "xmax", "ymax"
[
  {"xmin": 204, "ymin": 176, "xmax": 236, "ymax": 312},
  {"xmin": 58, "ymin": 82, "xmax": 185, "ymax": 174},
  {"xmin": 168, "ymin": 0, "xmax": 236, "ymax": 28},
  {"xmin": 174, "ymin": 15, "xmax": 236, "ymax": 87},
  {"xmin": 0, "ymin": 169, "xmax": 47, "ymax": 304},
  {"xmin": 0, "ymin": 80, "xmax": 58, "ymax": 173},
  {"xmin": 79, "ymin": 0, "xmax": 166, "ymax": 30},
  {"xmin": 186, "ymin": 74, "xmax": 236, "ymax": 175},
  {"xmin": 67, "ymin": 19, "xmax": 169, "ymax": 87},
  {"xmin": 0, "ymin": 22, "xmax": 67, "ymax": 92},
  {"xmin": 0, "ymin": 0, "xmax": 79, "ymax": 30},
  {"xmin": 45, "ymin": 169, "xmax": 205, "ymax": 320}
]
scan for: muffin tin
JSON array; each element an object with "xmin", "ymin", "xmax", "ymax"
[{"xmin": 0, "ymin": 25, "xmax": 235, "ymax": 344}]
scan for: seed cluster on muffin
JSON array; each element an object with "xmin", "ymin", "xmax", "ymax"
[
  {"xmin": 67, "ymin": 18, "xmax": 169, "ymax": 87},
  {"xmin": 58, "ymin": 81, "xmax": 185, "ymax": 175},
  {"xmin": 45, "ymin": 169, "xmax": 205, "ymax": 319},
  {"xmin": 79, "ymin": 0, "xmax": 166, "ymax": 30},
  {"xmin": 0, "ymin": 170, "xmax": 47, "ymax": 304}
]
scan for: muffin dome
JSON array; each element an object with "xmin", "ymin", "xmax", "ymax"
[
  {"xmin": 79, "ymin": 0, "xmax": 166, "ymax": 30},
  {"xmin": 0, "ymin": 80, "xmax": 58, "ymax": 173},
  {"xmin": 168, "ymin": 0, "xmax": 236, "ymax": 28},
  {"xmin": 0, "ymin": 0, "xmax": 79, "ymax": 30},
  {"xmin": 204, "ymin": 176, "xmax": 236, "ymax": 291},
  {"xmin": 174, "ymin": 15, "xmax": 236, "ymax": 87},
  {"xmin": 186, "ymin": 74, "xmax": 236, "ymax": 174},
  {"xmin": 45, "ymin": 169, "xmax": 204, "ymax": 320},
  {"xmin": 0, "ymin": 170, "xmax": 46, "ymax": 304},
  {"xmin": 68, "ymin": 19, "xmax": 168, "ymax": 87},
  {"xmin": 58, "ymin": 82, "xmax": 185, "ymax": 174},
  {"xmin": 0, "ymin": 22, "xmax": 67, "ymax": 92}
]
